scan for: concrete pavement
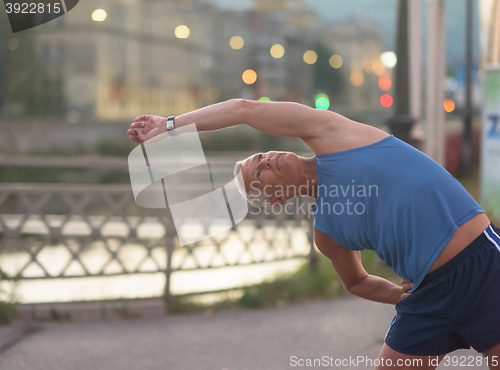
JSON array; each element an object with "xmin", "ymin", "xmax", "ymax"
[{"xmin": 0, "ymin": 298, "xmax": 489, "ymax": 370}]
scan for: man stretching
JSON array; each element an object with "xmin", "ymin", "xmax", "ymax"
[{"xmin": 128, "ymin": 99, "xmax": 500, "ymax": 370}]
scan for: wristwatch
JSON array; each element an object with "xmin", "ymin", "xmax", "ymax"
[{"xmin": 166, "ymin": 116, "xmax": 175, "ymax": 131}]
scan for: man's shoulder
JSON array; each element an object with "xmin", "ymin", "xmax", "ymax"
[{"xmin": 306, "ymin": 122, "xmax": 390, "ymax": 156}]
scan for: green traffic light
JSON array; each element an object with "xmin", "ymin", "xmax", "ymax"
[{"xmin": 315, "ymin": 94, "xmax": 330, "ymax": 110}]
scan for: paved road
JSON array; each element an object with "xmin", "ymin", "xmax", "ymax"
[{"xmin": 0, "ymin": 298, "xmax": 488, "ymax": 370}]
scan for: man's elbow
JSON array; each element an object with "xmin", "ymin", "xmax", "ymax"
[
  {"xmin": 344, "ymin": 275, "xmax": 368, "ymax": 295},
  {"xmin": 230, "ymin": 98, "xmax": 253, "ymax": 124},
  {"xmin": 344, "ymin": 282, "xmax": 356, "ymax": 295}
]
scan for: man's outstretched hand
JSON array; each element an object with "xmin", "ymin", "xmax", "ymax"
[{"xmin": 127, "ymin": 115, "xmax": 167, "ymax": 144}]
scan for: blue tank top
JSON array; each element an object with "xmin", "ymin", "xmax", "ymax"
[{"xmin": 310, "ymin": 135, "xmax": 483, "ymax": 291}]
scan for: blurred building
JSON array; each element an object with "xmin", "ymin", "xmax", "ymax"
[
  {"xmin": 198, "ymin": 7, "xmax": 252, "ymax": 103},
  {"xmin": 195, "ymin": 0, "xmax": 322, "ymax": 104},
  {"xmin": 324, "ymin": 19, "xmax": 388, "ymax": 110},
  {"xmin": 2, "ymin": 0, "xmax": 386, "ymax": 127},
  {"xmin": 33, "ymin": 0, "xmax": 204, "ymax": 121},
  {"xmin": 28, "ymin": 0, "xmax": 324, "ymax": 122},
  {"xmin": 249, "ymin": 0, "xmax": 321, "ymax": 103}
]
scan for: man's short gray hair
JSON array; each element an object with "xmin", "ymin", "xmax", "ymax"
[{"xmin": 234, "ymin": 161, "xmax": 270, "ymax": 207}]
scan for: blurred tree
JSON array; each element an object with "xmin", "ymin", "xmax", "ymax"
[
  {"xmin": 313, "ymin": 42, "xmax": 345, "ymax": 101},
  {"xmin": 0, "ymin": 16, "xmax": 11, "ymax": 111},
  {"xmin": 0, "ymin": 20, "xmax": 65, "ymax": 118}
]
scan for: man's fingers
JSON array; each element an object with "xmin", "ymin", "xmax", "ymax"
[
  {"xmin": 129, "ymin": 120, "xmax": 153, "ymax": 139},
  {"xmin": 134, "ymin": 115, "xmax": 148, "ymax": 123},
  {"xmin": 131, "ymin": 120, "xmax": 149, "ymax": 128},
  {"xmin": 127, "ymin": 129, "xmax": 139, "ymax": 136},
  {"xmin": 128, "ymin": 127, "xmax": 152, "ymax": 143},
  {"xmin": 401, "ymin": 282, "xmax": 413, "ymax": 293},
  {"xmin": 128, "ymin": 116, "xmax": 151, "ymax": 144},
  {"xmin": 131, "ymin": 115, "xmax": 151, "ymax": 130},
  {"xmin": 399, "ymin": 279, "xmax": 413, "ymax": 301},
  {"xmin": 129, "ymin": 115, "xmax": 161, "ymax": 143},
  {"xmin": 136, "ymin": 129, "xmax": 151, "ymax": 142},
  {"xmin": 127, "ymin": 129, "xmax": 144, "ymax": 143},
  {"xmin": 129, "ymin": 135, "xmax": 142, "ymax": 143}
]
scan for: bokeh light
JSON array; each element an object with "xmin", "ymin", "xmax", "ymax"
[
  {"xmin": 259, "ymin": 96, "xmax": 271, "ymax": 101},
  {"xmin": 315, "ymin": 93, "xmax": 330, "ymax": 110},
  {"xmin": 270, "ymin": 44, "xmax": 285, "ymax": 58},
  {"xmin": 380, "ymin": 51, "xmax": 397, "ymax": 68},
  {"xmin": 329, "ymin": 54, "xmax": 343, "ymax": 69},
  {"xmin": 362, "ymin": 57, "xmax": 373, "ymax": 73},
  {"xmin": 378, "ymin": 75, "xmax": 392, "ymax": 91},
  {"xmin": 350, "ymin": 60, "xmax": 361, "ymax": 70},
  {"xmin": 8, "ymin": 38, "xmax": 20, "ymax": 51},
  {"xmin": 372, "ymin": 60, "xmax": 386, "ymax": 76},
  {"xmin": 303, "ymin": 50, "xmax": 317, "ymax": 64},
  {"xmin": 230, "ymin": 36, "xmax": 244, "ymax": 50},
  {"xmin": 443, "ymin": 99, "xmax": 455, "ymax": 112},
  {"xmin": 175, "ymin": 25, "xmax": 190, "ymax": 39},
  {"xmin": 91, "ymin": 9, "xmax": 107, "ymax": 21},
  {"xmin": 380, "ymin": 94, "xmax": 393, "ymax": 108},
  {"xmin": 350, "ymin": 71, "xmax": 364, "ymax": 86},
  {"xmin": 242, "ymin": 69, "xmax": 257, "ymax": 84}
]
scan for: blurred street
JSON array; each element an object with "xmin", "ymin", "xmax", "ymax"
[{"xmin": 0, "ymin": 297, "xmax": 488, "ymax": 370}]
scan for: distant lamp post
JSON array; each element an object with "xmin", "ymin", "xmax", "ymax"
[
  {"xmin": 460, "ymin": 0, "xmax": 474, "ymax": 178},
  {"xmin": 329, "ymin": 55, "xmax": 343, "ymax": 69},
  {"xmin": 386, "ymin": 0, "xmax": 415, "ymax": 144},
  {"xmin": 270, "ymin": 44, "xmax": 285, "ymax": 59},
  {"xmin": 230, "ymin": 36, "xmax": 244, "ymax": 50},
  {"xmin": 91, "ymin": 9, "xmax": 107, "ymax": 22},
  {"xmin": 303, "ymin": 50, "xmax": 317, "ymax": 65},
  {"xmin": 381, "ymin": 51, "xmax": 397, "ymax": 69},
  {"xmin": 242, "ymin": 69, "xmax": 257, "ymax": 85},
  {"xmin": 175, "ymin": 25, "xmax": 190, "ymax": 39}
]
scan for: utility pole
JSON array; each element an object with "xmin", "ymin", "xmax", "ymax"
[
  {"xmin": 387, "ymin": 0, "xmax": 415, "ymax": 144},
  {"xmin": 425, "ymin": 0, "xmax": 446, "ymax": 165},
  {"xmin": 461, "ymin": 0, "xmax": 474, "ymax": 178},
  {"xmin": 409, "ymin": 0, "xmax": 422, "ymax": 122}
]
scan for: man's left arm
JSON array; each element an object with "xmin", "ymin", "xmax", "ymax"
[
  {"xmin": 315, "ymin": 229, "xmax": 412, "ymax": 305},
  {"xmin": 128, "ymin": 99, "xmax": 350, "ymax": 149},
  {"xmin": 347, "ymin": 275, "xmax": 412, "ymax": 305}
]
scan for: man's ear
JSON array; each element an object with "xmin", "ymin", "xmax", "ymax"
[{"xmin": 270, "ymin": 195, "xmax": 286, "ymax": 205}]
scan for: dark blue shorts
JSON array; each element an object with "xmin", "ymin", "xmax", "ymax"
[{"xmin": 385, "ymin": 223, "xmax": 500, "ymax": 356}]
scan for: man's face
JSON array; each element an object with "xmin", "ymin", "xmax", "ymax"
[{"xmin": 240, "ymin": 151, "xmax": 301, "ymax": 205}]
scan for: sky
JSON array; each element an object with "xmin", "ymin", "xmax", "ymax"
[{"xmin": 211, "ymin": 0, "xmax": 481, "ymax": 70}]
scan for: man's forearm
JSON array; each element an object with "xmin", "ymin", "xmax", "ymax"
[
  {"xmin": 347, "ymin": 274, "xmax": 402, "ymax": 305},
  {"xmin": 173, "ymin": 98, "xmax": 344, "ymax": 140},
  {"xmin": 173, "ymin": 99, "xmax": 245, "ymax": 132}
]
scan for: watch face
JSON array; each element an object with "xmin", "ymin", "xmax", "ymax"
[{"xmin": 167, "ymin": 117, "xmax": 174, "ymax": 130}]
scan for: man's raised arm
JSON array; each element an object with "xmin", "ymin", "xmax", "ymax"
[{"xmin": 128, "ymin": 99, "xmax": 351, "ymax": 144}]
